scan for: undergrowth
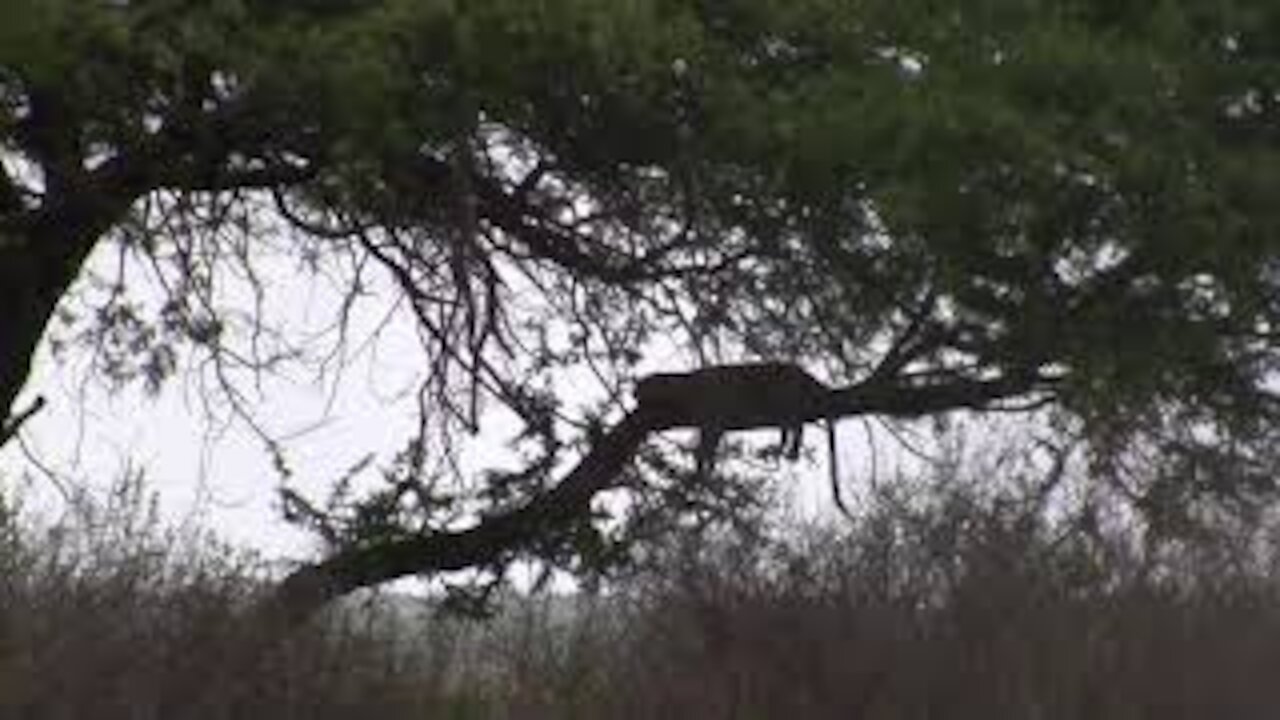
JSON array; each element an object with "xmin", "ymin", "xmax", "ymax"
[{"xmin": 3, "ymin": 465, "xmax": 1280, "ymax": 719}]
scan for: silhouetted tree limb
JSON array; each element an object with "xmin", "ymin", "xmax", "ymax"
[
  {"xmin": 272, "ymin": 406, "xmax": 661, "ymax": 622},
  {"xmin": 271, "ymin": 367, "xmax": 1053, "ymax": 622}
]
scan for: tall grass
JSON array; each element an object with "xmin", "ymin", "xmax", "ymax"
[
  {"xmin": 4, "ymin": 465, "xmax": 1280, "ymax": 718},
  {"xmin": 0, "ymin": 476, "xmax": 462, "ymax": 719},
  {"xmin": 554, "ymin": 496, "xmax": 1280, "ymax": 719}
]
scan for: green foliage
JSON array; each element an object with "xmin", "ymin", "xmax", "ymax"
[{"xmin": 6, "ymin": 0, "xmax": 1280, "ymax": 596}]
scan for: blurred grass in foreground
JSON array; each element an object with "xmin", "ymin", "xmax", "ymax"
[{"xmin": 4, "ymin": 462, "xmax": 1280, "ymax": 719}]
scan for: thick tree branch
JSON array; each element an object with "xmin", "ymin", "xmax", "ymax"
[
  {"xmin": 0, "ymin": 87, "xmax": 160, "ymax": 426},
  {"xmin": 271, "ymin": 406, "xmax": 661, "ymax": 623},
  {"xmin": 0, "ymin": 82, "xmax": 323, "ymax": 424},
  {"xmin": 830, "ymin": 373, "xmax": 1054, "ymax": 418},
  {"xmin": 271, "ymin": 368, "xmax": 1051, "ymax": 623}
]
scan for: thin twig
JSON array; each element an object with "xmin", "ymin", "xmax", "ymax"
[{"xmin": 0, "ymin": 395, "xmax": 46, "ymax": 448}]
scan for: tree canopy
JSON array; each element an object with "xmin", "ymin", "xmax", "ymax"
[{"xmin": 4, "ymin": 0, "xmax": 1280, "ymax": 619}]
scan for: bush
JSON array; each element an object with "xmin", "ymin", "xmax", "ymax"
[{"xmin": 6, "ymin": 461, "xmax": 1280, "ymax": 718}]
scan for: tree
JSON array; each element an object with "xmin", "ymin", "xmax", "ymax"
[{"xmin": 4, "ymin": 0, "xmax": 1280, "ymax": 620}]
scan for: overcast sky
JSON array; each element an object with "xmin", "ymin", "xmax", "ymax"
[
  {"xmin": 0, "ymin": 237, "xmax": 877, "ymax": 566},
  {"xmin": 1, "ymin": 238, "xmax": 433, "ymax": 560}
]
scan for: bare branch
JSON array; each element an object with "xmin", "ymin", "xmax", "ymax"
[
  {"xmin": 0, "ymin": 394, "xmax": 45, "ymax": 449},
  {"xmin": 272, "ymin": 405, "xmax": 660, "ymax": 622}
]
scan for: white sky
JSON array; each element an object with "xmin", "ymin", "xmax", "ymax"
[
  {"xmin": 0, "ymin": 240, "xmax": 872, "ymax": 566},
  {"xmin": 2, "ymin": 238, "xmax": 435, "ymax": 561}
]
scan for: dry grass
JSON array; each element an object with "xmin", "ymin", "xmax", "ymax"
[
  {"xmin": 4, "ymin": 472, "xmax": 1280, "ymax": 718},
  {"xmin": 0, "ymin": 479, "xmax": 468, "ymax": 719},
  {"xmin": 552, "ymin": 518, "xmax": 1280, "ymax": 719}
]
